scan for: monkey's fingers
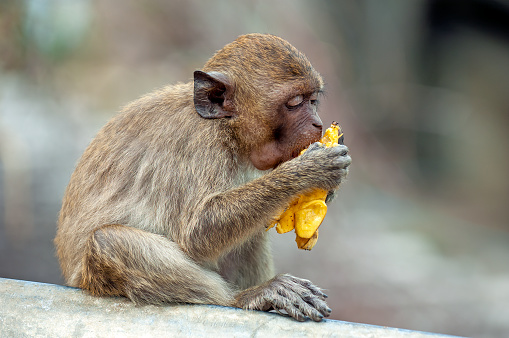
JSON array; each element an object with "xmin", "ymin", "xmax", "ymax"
[
  {"xmin": 270, "ymin": 288, "xmax": 325, "ymax": 322},
  {"xmin": 243, "ymin": 274, "xmax": 331, "ymax": 322},
  {"xmin": 325, "ymin": 189, "xmax": 337, "ymax": 204},
  {"xmin": 267, "ymin": 292, "xmax": 307, "ymax": 322},
  {"xmin": 326, "ymin": 143, "xmax": 349, "ymax": 159},
  {"xmin": 282, "ymin": 278, "xmax": 331, "ymax": 321},
  {"xmin": 300, "ymin": 292, "xmax": 331, "ymax": 320},
  {"xmin": 294, "ymin": 294, "xmax": 329, "ymax": 322},
  {"xmin": 292, "ymin": 276, "xmax": 329, "ymax": 300},
  {"xmin": 303, "ymin": 141, "xmax": 325, "ymax": 154}
]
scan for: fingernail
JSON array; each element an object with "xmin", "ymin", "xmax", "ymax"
[{"xmin": 327, "ymin": 307, "xmax": 332, "ymax": 313}]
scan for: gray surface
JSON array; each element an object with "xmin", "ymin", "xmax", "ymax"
[{"xmin": 0, "ymin": 278, "xmax": 458, "ymax": 338}]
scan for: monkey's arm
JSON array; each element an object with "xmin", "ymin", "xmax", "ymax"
[{"xmin": 182, "ymin": 144, "xmax": 351, "ymax": 262}]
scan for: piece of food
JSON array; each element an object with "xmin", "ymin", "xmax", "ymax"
[
  {"xmin": 268, "ymin": 122, "xmax": 343, "ymax": 250},
  {"xmin": 295, "ymin": 230, "xmax": 319, "ymax": 250},
  {"xmin": 294, "ymin": 199, "xmax": 328, "ymax": 238}
]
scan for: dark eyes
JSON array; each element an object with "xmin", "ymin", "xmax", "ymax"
[
  {"xmin": 309, "ymin": 93, "xmax": 319, "ymax": 105},
  {"xmin": 286, "ymin": 93, "xmax": 319, "ymax": 109}
]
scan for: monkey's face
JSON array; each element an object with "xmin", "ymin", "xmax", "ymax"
[
  {"xmin": 248, "ymin": 91, "xmax": 323, "ymax": 171},
  {"xmin": 194, "ymin": 34, "xmax": 326, "ymax": 171},
  {"xmin": 193, "ymin": 70, "xmax": 324, "ymax": 172}
]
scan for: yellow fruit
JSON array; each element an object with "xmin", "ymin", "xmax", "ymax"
[
  {"xmin": 275, "ymin": 202, "xmax": 296, "ymax": 234},
  {"xmin": 269, "ymin": 122, "xmax": 343, "ymax": 250},
  {"xmin": 295, "ymin": 230, "xmax": 319, "ymax": 251},
  {"xmin": 294, "ymin": 199, "xmax": 327, "ymax": 238}
]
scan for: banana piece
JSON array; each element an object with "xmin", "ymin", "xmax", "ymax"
[
  {"xmin": 295, "ymin": 198, "xmax": 328, "ymax": 238},
  {"xmin": 268, "ymin": 122, "xmax": 343, "ymax": 250},
  {"xmin": 295, "ymin": 230, "xmax": 319, "ymax": 250}
]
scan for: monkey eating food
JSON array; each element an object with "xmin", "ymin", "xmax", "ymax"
[
  {"xmin": 55, "ymin": 33, "xmax": 351, "ymax": 322},
  {"xmin": 267, "ymin": 122, "xmax": 343, "ymax": 250}
]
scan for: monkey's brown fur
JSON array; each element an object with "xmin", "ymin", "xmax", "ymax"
[{"xmin": 55, "ymin": 34, "xmax": 351, "ymax": 322}]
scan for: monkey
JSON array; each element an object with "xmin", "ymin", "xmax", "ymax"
[{"xmin": 55, "ymin": 33, "xmax": 351, "ymax": 322}]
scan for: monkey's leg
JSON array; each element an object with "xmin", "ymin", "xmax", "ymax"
[{"xmin": 80, "ymin": 224, "xmax": 233, "ymax": 306}]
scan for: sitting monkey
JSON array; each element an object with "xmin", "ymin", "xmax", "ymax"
[{"xmin": 55, "ymin": 33, "xmax": 351, "ymax": 322}]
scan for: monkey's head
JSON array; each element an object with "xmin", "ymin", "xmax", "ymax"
[{"xmin": 194, "ymin": 33, "xmax": 324, "ymax": 170}]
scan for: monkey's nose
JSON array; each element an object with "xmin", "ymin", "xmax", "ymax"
[
  {"xmin": 313, "ymin": 123, "xmax": 323, "ymax": 136},
  {"xmin": 312, "ymin": 115, "xmax": 323, "ymax": 131}
]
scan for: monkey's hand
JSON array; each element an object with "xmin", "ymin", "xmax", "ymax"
[
  {"xmin": 325, "ymin": 189, "xmax": 337, "ymax": 204},
  {"xmin": 233, "ymin": 274, "xmax": 331, "ymax": 322},
  {"xmin": 268, "ymin": 123, "xmax": 350, "ymax": 249},
  {"xmin": 297, "ymin": 142, "xmax": 351, "ymax": 192},
  {"xmin": 301, "ymin": 121, "xmax": 349, "ymax": 192}
]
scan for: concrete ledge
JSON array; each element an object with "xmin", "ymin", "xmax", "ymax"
[{"xmin": 0, "ymin": 277, "xmax": 458, "ymax": 337}]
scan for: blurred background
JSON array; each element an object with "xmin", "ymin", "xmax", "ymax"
[{"xmin": 1, "ymin": 0, "xmax": 508, "ymax": 336}]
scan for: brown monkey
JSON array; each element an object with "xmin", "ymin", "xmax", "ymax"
[{"xmin": 55, "ymin": 33, "xmax": 351, "ymax": 322}]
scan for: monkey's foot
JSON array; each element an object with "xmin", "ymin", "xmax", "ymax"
[{"xmin": 233, "ymin": 274, "xmax": 331, "ymax": 322}]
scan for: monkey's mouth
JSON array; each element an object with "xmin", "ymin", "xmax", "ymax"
[
  {"xmin": 272, "ymin": 144, "xmax": 308, "ymax": 169},
  {"xmin": 291, "ymin": 142, "xmax": 312, "ymax": 159}
]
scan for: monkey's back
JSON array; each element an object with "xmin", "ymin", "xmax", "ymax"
[{"xmin": 55, "ymin": 82, "xmax": 239, "ymax": 286}]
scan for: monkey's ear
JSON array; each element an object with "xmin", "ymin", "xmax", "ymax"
[{"xmin": 193, "ymin": 70, "xmax": 234, "ymax": 119}]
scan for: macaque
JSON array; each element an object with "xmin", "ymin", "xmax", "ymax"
[{"xmin": 55, "ymin": 33, "xmax": 351, "ymax": 322}]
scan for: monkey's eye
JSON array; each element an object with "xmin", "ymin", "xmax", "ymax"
[
  {"xmin": 286, "ymin": 95, "xmax": 304, "ymax": 109},
  {"xmin": 310, "ymin": 93, "xmax": 319, "ymax": 105}
]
